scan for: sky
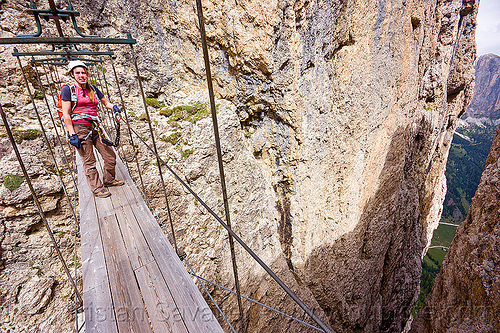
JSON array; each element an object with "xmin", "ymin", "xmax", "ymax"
[{"xmin": 476, "ymin": 0, "xmax": 500, "ymax": 56}]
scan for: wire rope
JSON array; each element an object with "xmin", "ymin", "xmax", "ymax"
[
  {"xmin": 31, "ymin": 62, "xmax": 83, "ymax": 329},
  {"xmin": 125, "ymin": 122, "xmax": 332, "ymax": 333},
  {"xmin": 120, "ymin": 123, "xmax": 323, "ymax": 332},
  {"xmin": 129, "ymin": 44, "xmax": 179, "ymax": 253},
  {"xmin": 188, "ymin": 272, "xmax": 324, "ymax": 332},
  {"xmin": 11, "ymin": 56, "xmax": 83, "ymax": 305}
]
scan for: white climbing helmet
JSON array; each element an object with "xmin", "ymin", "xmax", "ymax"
[{"xmin": 68, "ymin": 60, "xmax": 88, "ymax": 74}]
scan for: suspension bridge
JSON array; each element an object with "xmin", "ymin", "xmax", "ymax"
[
  {"xmin": 77, "ymin": 153, "xmax": 224, "ymax": 332},
  {"xmin": 0, "ymin": 1, "xmax": 334, "ymax": 332}
]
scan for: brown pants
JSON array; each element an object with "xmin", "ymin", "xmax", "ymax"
[{"xmin": 74, "ymin": 124, "xmax": 117, "ymax": 193}]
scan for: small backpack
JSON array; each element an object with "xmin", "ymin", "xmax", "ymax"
[{"xmin": 56, "ymin": 83, "xmax": 77, "ymax": 120}]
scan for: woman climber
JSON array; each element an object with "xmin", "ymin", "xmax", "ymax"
[{"xmin": 62, "ymin": 60, "xmax": 124, "ymax": 198}]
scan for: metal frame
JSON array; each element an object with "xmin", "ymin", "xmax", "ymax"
[{"xmin": 0, "ymin": 0, "xmax": 135, "ymax": 45}]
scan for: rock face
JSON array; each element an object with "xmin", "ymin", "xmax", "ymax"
[
  {"xmin": 466, "ymin": 54, "xmax": 500, "ymax": 119},
  {"xmin": 0, "ymin": 0, "xmax": 478, "ymax": 332},
  {"xmin": 411, "ymin": 125, "xmax": 500, "ymax": 333}
]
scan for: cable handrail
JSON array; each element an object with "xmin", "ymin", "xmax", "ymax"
[
  {"xmin": 120, "ymin": 136, "xmax": 323, "ymax": 332},
  {"xmin": 126, "ymin": 122, "xmax": 332, "ymax": 333},
  {"xmin": 188, "ymin": 272, "xmax": 324, "ymax": 332}
]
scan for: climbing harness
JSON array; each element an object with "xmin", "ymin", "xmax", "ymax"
[
  {"xmin": 56, "ymin": 83, "xmax": 121, "ymax": 147},
  {"xmin": 77, "ymin": 113, "xmax": 121, "ymax": 147}
]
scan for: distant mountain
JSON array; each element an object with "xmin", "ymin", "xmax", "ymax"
[{"xmin": 465, "ymin": 54, "xmax": 500, "ymax": 119}]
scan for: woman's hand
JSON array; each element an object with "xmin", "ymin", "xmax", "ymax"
[{"xmin": 69, "ymin": 134, "xmax": 81, "ymax": 148}]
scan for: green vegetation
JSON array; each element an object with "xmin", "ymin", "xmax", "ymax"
[
  {"xmin": 0, "ymin": 129, "xmax": 43, "ymax": 143},
  {"xmin": 161, "ymin": 132, "xmax": 181, "ymax": 145},
  {"xmin": 138, "ymin": 113, "xmax": 148, "ymax": 121},
  {"xmin": 442, "ymin": 125, "xmax": 496, "ymax": 223},
  {"xmin": 11, "ymin": 246, "xmax": 21, "ymax": 253},
  {"xmin": 159, "ymin": 103, "xmax": 210, "ymax": 124},
  {"xmin": 29, "ymin": 261, "xmax": 41, "ymax": 271},
  {"xmin": 181, "ymin": 148, "xmax": 193, "ymax": 159},
  {"xmin": 414, "ymin": 124, "xmax": 496, "ymax": 317},
  {"xmin": 413, "ymin": 258, "xmax": 440, "ymax": 316},
  {"xmin": 2, "ymin": 174, "xmax": 24, "ymax": 191},
  {"xmin": 97, "ymin": 65, "xmax": 107, "ymax": 74},
  {"xmin": 413, "ymin": 224, "xmax": 455, "ymax": 316},
  {"xmin": 145, "ymin": 98, "xmax": 165, "ymax": 108},
  {"xmin": 34, "ymin": 90, "xmax": 44, "ymax": 100}
]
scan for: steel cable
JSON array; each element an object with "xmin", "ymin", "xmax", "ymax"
[
  {"xmin": 125, "ymin": 122, "xmax": 332, "ymax": 333},
  {"xmin": 195, "ymin": 0, "xmax": 244, "ymax": 321},
  {"xmin": 121, "ymin": 121, "xmax": 324, "ymax": 333},
  {"xmin": 188, "ymin": 272, "xmax": 324, "ymax": 332},
  {"xmin": 129, "ymin": 44, "xmax": 179, "ymax": 254},
  {"xmin": 31, "ymin": 61, "xmax": 83, "ymax": 330},
  {"xmin": 6, "ymin": 59, "xmax": 83, "ymax": 305}
]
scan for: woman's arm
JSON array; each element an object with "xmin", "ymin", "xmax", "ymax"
[
  {"xmin": 62, "ymin": 100, "xmax": 76, "ymax": 135},
  {"xmin": 100, "ymin": 96, "xmax": 115, "ymax": 110}
]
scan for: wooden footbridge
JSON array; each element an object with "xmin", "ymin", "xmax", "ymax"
[
  {"xmin": 77, "ymin": 152, "xmax": 224, "ymax": 332},
  {"xmin": 0, "ymin": 1, "xmax": 334, "ymax": 332}
]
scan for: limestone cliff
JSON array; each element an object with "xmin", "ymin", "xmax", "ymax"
[
  {"xmin": 410, "ymin": 125, "xmax": 500, "ymax": 333},
  {"xmin": 0, "ymin": 0, "xmax": 478, "ymax": 332}
]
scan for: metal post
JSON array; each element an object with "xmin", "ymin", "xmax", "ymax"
[
  {"xmin": 94, "ymin": 65, "xmax": 113, "ymax": 133},
  {"xmin": 195, "ymin": 0, "xmax": 244, "ymax": 325},
  {"xmin": 0, "ymin": 102, "xmax": 83, "ymax": 306},
  {"xmin": 129, "ymin": 44, "xmax": 179, "ymax": 254},
  {"xmin": 40, "ymin": 63, "xmax": 74, "ymax": 154},
  {"xmin": 108, "ymin": 54, "xmax": 146, "ymax": 192},
  {"xmin": 48, "ymin": 0, "xmax": 65, "ymax": 38},
  {"xmin": 43, "ymin": 62, "xmax": 76, "ymax": 172},
  {"xmin": 99, "ymin": 59, "xmax": 112, "ymax": 100}
]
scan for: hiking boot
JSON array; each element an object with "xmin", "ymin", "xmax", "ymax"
[
  {"xmin": 95, "ymin": 190, "xmax": 111, "ymax": 198},
  {"xmin": 104, "ymin": 180, "xmax": 124, "ymax": 187}
]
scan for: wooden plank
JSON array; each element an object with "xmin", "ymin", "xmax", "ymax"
[
  {"xmin": 112, "ymin": 199, "xmax": 154, "ymax": 270},
  {"xmin": 114, "ymin": 171, "xmax": 224, "ymax": 332},
  {"xmin": 135, "ymin": 261, "xmax": 190, "ymax": 333},
  {"xmin": 77, "ymin": 153, "xmax": 118, "ymax": 333},
  {"xmin": 96, "ymin": 151, "xmax": 224, "ymax": 332},
  {"xmin": 135, "ymin": 209, "xmax": 223, "ymax": 332},
  {"xmin": 93, "ymin": 152, "xmax": 153, "ymax": 332},
  {"xmin": 102, "ymin": 155, "xmax": 189, "ymax": 332},
  {"xmin": 97, "ymin": 211, "xmax": 153, "ymax": 333},
  {"xmin": 113, "ymin": 196, "xmax": 189, "ymax": 333}
]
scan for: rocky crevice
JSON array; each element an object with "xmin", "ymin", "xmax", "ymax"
[{"xmin": 410, "ymin": 125, "xmax": 500, "ymax": 333}]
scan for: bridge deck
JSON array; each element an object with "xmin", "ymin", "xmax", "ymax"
[{"xmin": 77, "ymin": 151, "xmax": 224, "ymax": 333}]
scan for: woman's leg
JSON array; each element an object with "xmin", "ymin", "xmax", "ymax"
[
  {"xmin": 74, "ymin": 125, "xmax": 105, "ymax": 194},
  {"xmin": 94, "ymin": 135, "xmax": 119, "ymax": 185}
]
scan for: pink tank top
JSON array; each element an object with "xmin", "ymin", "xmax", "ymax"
[{"xmin": 72, "ymin": 85, "xmax": 101, "ymax": 126}]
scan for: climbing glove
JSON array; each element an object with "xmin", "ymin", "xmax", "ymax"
[
  {"xmin": 113, "ymin": 105, "xmax": 121, "ymax": 114},
  {"xmin": 69, "ymin": 134, "xmax": 81, "ymax": 149}
]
